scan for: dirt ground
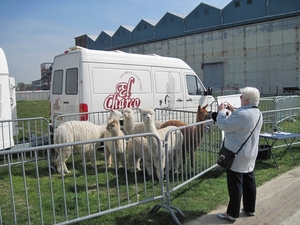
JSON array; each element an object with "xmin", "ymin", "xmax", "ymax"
[{"xmin": 184, "ymin": 166, "xmax": 300, "ymax": 225}]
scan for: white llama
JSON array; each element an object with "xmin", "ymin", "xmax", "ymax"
[
  {"xmin": 127, "ymin": 137, "xmax": 153, "ymax": 175},
  {"xmin": 54, "ymin": 109, "xmax": 122, "ymax": 175},
  {"xmin": 141, "ymin": 108, "xmax": 183, "ymax": 181},
  {"xmin": 103, "ymin": 118, "xmax": 126, "ymax": 170},
  {"xmin": 54, "ymin": 121, "xmax": 101, "ymax": 175},
  {"xmin": 123, "ymin": 108, "xmax": 160, "ymax": 174},
  {"xmin": 123, "ymin": 108, "xmax": 162, "ymax": 134}
]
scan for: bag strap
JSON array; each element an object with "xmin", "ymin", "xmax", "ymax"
[
  {"xmin": 235, "ymin": 113, "xmax": 261, "ymax": 155},
  {"xmin": 223, "ymin": 111, "xmax": 261, "ymax": 155}
]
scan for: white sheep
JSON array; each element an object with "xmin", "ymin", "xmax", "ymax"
[
  {"xmin": 123, "ymin": 108, "xmax": 161, "ymax": 174},
  {"xmin": 54, "ymin": 109, "xmax": 122, "ymax": 175},
  {"xmin": 103, "ymin": 118, "xmax": 126, "ymax": 170},
  {"xmin": 141, "ymin": 108, "xmax": 183, "ymax": 181}
]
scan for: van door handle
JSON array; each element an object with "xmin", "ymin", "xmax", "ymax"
[
  {"xmin": 63, "ymin": 101, "xmax": 69, "ymax": 104},
  {"xmin": 177, "ymin": 98, "xmax": 183, "ymax": 102},
  {"xmin": 186, "ymin": 98, "xmax": 193, "ymax": 102}
]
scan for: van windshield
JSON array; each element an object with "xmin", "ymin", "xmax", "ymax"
[{"xmin": 186, "ymin": 75, "xmax": 206, "ymax": 95}]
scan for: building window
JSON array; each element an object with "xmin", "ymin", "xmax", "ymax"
[
  {"xmin": 169, "ymin": 17, "xmax": 174, "ymax": 23},
  {"xmin": 204, "ymin": 8, "xmax": 209, "ymax": 15},
  {"xmin": 137, "ymin": 25, "xmax": 141, "ymax": 31},
  {"xmin": 162, "ymin": 18, "xmax": 166, "ymax": 25},
  {"xmin": 194, "ymin": 10, "xmax": 199, "ymax": 17},
  {"xmin": 143, "ymin": 24, "xmax": 147, "ymax": 29},
  {"xmin": 234, "ymin": 1, "xmax": 240, "ymax": 7},
  {"xmin": 247, "ymin": 0, "xmax": 252, "ymax": 4}
]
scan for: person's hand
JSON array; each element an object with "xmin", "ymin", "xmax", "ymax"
[
  {"xmin": 218, "ymin": 102, "xmax": 236, "ymax": 112},
  {"xmin": 218, "ymin": 102, "xmax": 226, "ymax": 111},
  {"xmin": 226, "ymin": 102, "xmax": 236, "ymax": 112}
]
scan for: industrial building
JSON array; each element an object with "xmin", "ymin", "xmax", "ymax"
[
  {"xmin": 75, "ymin": 0, "xmax": 300, "ymax": 95},
  {"xmin": 31, "ymin": 63, "xmax": 52, "ymax": 90}
]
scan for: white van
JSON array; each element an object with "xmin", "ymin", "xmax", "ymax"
[
  {"xmin": 0, "ymin": 47, "xmax": 16, "ymax": 150},
  {"xmin": 50, "ymin": 46, "xmax": 215, "ymax": 125}
]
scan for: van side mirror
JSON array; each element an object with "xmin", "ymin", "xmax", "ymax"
[{"xmin": 205, "ymin": 87, "xmax": 212, "ymax": 95}]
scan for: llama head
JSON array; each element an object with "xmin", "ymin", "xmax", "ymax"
[
  {"xmin": 108, "ymin": 109, "xmax": 123, "ymax": 120},
  {"xmin": 106, "ymin": 118, "xmax": 120, "ymax": 133},
  {"xmin": 141, "ymin": 108, "xmax": 155, "ymax": 123},
  {"xmin": 196, "ymin": 104, "xmax": 209, "ymax": 122},
  {"xmin": 123, "ymin": 108, "xmax": 133, "ymax": 119}
]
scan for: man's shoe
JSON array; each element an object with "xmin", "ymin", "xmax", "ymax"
[
  {"xmin": 246, "ymin": 211, "xmax": 255, "ymax": 216},
  {"xmin": 218, "ymin": 213, "xmax": 236, "ymax": 222},
  {"xmin": 243, "ymin": 209, "xmax": 255, "ymax": 216}
]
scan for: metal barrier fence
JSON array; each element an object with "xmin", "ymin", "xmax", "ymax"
[
  {"xmin": 158, "ymin": 120, "xmax": 220, "ymax": 224},
  {"xmin": 16, "ymin": 91, "xmax": 50, "ymax": 101},
  {"xmin": 259, "ymin": 107, "xmax": 300, "ymax": 169},
  {"xmin": 214, "ymin": 89, "xmax": 241, "ymax": 97},
  {"xmin": 0, "ymin": 117, "xmax": 51, "ymax": 167},
  {"xmin": 261, "ymin": 107, "xmax": 300, "ymax": 143},
  {"xmin": 0, "ymin": 124, "xmax": 220, "ymax": 225},
  {"xmin": 53, "ymin": 110, "xmax": 115, "ymax": 130},
  {"xmin": 259, "ymin": 96, "xmax": 300, "ymax": 130},
  {"xmin": 1, "ymin": 108, "xmax": 221, "ymax": 225},
  {"xmin": 53, "ymin": 108, "xmax": 201, "ymax": 130},
  {"xmin": 259, "ymin": 95, "xmax": 300, "ymax": 111},
  {"xmin": 0, "ymin": 133, "xmax": 165, "ymax": 225},
  {"xmin": 1, "ymin": 107, "xmax": 300, "ymax": 224}
]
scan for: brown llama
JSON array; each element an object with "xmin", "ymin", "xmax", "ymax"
[{"xmin": 159, "ymin": 104, "xmax": 208, "ymax": 167}]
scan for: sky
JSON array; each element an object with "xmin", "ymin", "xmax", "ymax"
[{"xmin": 0, "ymin": 0, "xmax": 230, "ymax": 84}]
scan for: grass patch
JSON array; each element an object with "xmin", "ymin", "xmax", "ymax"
[{"xmin": 17, "ymin": 100, "xmax": 50, "ymax": 119}]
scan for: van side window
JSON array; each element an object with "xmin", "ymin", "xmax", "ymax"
[
  {"xmin": 186, "ymin": 75, "xmax": 205, "ymax": 95},
  {"xmin": 52, "ymin": 70, "xmax": 63, "ymax": 94},
  {"xmin": 66, "ymin": 68, "xmax": 78, "ymax": 95}
]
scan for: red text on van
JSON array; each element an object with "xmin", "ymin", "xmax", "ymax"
[{"xmin": 103, "ymin": 77, "xmax": 141, "ymax": 110}]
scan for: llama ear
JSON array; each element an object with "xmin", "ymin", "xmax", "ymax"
[
  {"xmin": 151, "ymin": 107, "xmax": 155, "ymax": 114},
  {"xmin": 203, "ymin": 104, "xmax": 208, "ymax": 109}
]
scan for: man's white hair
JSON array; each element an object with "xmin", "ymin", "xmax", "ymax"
[{"xmin": 240, "ymin": 87, "xmax": 260, "ymax": 106}]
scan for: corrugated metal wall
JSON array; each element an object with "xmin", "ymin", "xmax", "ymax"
[
  {"xmin": 131, "ymin": 19, "xmax": 156, "ymax": 43},
  {"xmin": 112, "ymin": 26, "xmax": 133, "ymax": 48},
  {"xmin": 155, "ymin": 12, "xmax": 185, "ymax": 40},
  {"xmin": 95, "ymin": 31, "xmax": 114, "ymax": 50},
  {"xmin": 184, "ymin": 3, "xmax": 222, "ymax": 32},
  {"xmin": 222, "ymin": 0, "xmax": 267, "ymax": 24},
  {"xmin": 121, "ymin": 16, "xmax": 300, "ymax": 95}
]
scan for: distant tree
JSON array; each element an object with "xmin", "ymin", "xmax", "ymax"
[
  {"xmin": 17, "ymin": 82, "xmax": 26, "ymax": 91},
  {"xmin": 25, "ymin": 84, "xmax": 32, "ymax": 90}
]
